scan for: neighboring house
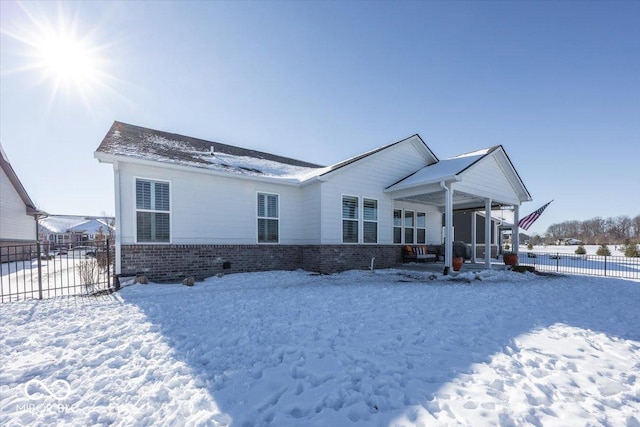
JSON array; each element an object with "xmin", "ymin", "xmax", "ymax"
[
  {"xmin": 95, "ymin": 121, "xmax": 532, "ymax": 281},
  {"xmin": 564, "ymin": 238, "xmax": 582, "ymax": 246},
  {"xmin": 0, "ymin": 143, "xmax": 45, "ymax": 246},
  {"xmin": 39, "ymin": 215, "xmax": 114, "ymax": 250}
]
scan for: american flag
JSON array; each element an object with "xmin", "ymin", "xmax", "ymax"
[{"xmin": 518, "ymin": 200, "xmax": 553, "ymax": 231}]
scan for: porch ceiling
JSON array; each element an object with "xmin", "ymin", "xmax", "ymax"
[{"xmin": 392, "ymin": 189, "xmax": 512, "ymax": 211}]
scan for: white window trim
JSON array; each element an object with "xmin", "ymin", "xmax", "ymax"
[
  {"xmin": 393, "ymin": 208, "xmax": 403, "ymax": 244},
  {"xmin": 341, "ymin": 194, "xmax": 359, "ymax": 244},
  {"xmin": 257, "ymin": 191, "xmax": 280, "ymax": 244},
  {"xmin": 393, "ymin": 209, "xmax": 428, "ymax": 244},
  {"xmin": 404, "ymin": 209, "xmax": 415, "ymax": 244},
  {"xmin": 133, "ymin": 176, "xmax": 172, "ymax": 244},
  {"xmin": 416, "ymin": 211, "xmax": 427, "ymax": 244},
  {"xmin": 362, "ymin": 197, "xmax": 379, "ymax": 245},
  {"xmin": 341, "ymin": 195, "xmax": 379, "ymax": 244}
]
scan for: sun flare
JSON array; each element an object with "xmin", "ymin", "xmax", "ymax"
[
  {"xmin": 37, "ymin": 34, "xmax": 98, "ymax": 84},
  {"xmin": 2, "ymin": 2, "xmax": 114, "ymax": 106}
]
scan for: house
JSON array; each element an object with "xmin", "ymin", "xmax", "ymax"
[
  {"xmin": 0, "ymin": 143, "xmax": 45, "ymax": 246},
  {"xmin": 95, "ymin": 121, "xmax": 532, "ymax": 281},
  {"xmin": 38, "ymin": 215, "xmax": 115, "ymax": 250}
]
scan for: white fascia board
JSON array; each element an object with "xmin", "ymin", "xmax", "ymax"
[
  {"xmin": 491, "ymin": 149, "xmax": 533, "ymax": 203},
  {"xmin": 408, "ymin": 135, "xmax": 439, "ymax": 164},
  {"xmin": 93, "ymin": 152, "xmax": 302, "ymax": 187}
]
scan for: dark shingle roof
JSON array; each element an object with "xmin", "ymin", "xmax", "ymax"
[{"xmin": 95, "ymin": 121, "xmax": 324, "ymax": 176}]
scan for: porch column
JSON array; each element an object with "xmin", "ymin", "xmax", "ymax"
[
  {"xmin": 513, "ymin": 205, "xmax": 520, "ymax": 255},
  {"xmin": 485, "ymin": 198, "xmax": 492, "ymax": 267},
  {"xmin": 494, "ymin": 219, "xmax": 499, "ymax": 255},
  {"xmin": 443, "ymin": 182, "xmax": 453, "ymax": 273},
  {"xmin": 471, "ymin": 212, "xmax": 477, "ymax": 263}
]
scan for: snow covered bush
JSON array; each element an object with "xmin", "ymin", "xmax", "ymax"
[
  {"xmin": 596, "ymin": 244, "xmax": 611, "ymax": 256},
  {"xmin": 575, "ymin": 245, "xmax": 586, "ymax": 255}
]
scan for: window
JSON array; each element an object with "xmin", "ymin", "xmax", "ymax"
[
  {"xmin": 257, "ymin": 193, "xmax": 279, "ymax": 243},
  {"xmin": 342, "ymin": 196, "xmax": 359, "ymax": 243},
  {"xmin": 393, "ymin": 209, "xmax": 402, "ymax": 244},
  {"xmin": 136, "ymin": 179, "xmax": 170, "ymax": 242},
  {"xmin": 404, "ymin": 210, "xmax": 414, "ymax": 244},
  {"xmin": 363, "ymin": 198, "xmax": 378, "ymax": 243},
  {"xmin": 417, "ymin": 212, "xmax": 426, "ymax": 244}
]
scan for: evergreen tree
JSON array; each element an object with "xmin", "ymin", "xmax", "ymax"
[{"xmin": 624, "ymin": 243, "xmax": 640, "ymax": 258}]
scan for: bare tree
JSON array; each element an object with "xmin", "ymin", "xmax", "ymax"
[{"xmin": 545, "ymin": 214, "xmax": 639, "ymax": 245}]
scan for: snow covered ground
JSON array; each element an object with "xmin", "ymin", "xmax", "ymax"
[
  {"xmin": 516, "ymin": 245, "xmax": 640, "ymax": 280},
  {"xmin": 524, "ymin": 244, "xmax": 626, "ymax": 256},
  {"xmin": 1, "ymin": 269, "xmax": 639, "ymax": 426}
]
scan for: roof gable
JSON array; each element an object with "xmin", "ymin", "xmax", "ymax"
[
  {"xmin": 385, "ymin": 146, "xmax": 497, "ymax": 191},
  {"xmin": 457, "ymin": 145, "xmax": 531, "ymax": 202},
  {"xmin": 385, "ymin": 145, "xmax": 531, "ymax": 205},
  {"xmin": 306, "ymin": 134, "xmax": 438, "ymax": 182}
]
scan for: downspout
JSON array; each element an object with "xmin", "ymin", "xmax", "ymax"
[
  {"xmin": 440, "ymin": 181, "xmax": 452, "ymax": 275},
  {"xmin": 113, "ymin": 161, "xmax": 122, "ymax": 275}
]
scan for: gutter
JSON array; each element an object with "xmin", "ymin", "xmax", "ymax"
[{"xmin": 94, "ymin": 151, "xmax": 310, "ymax": 188}]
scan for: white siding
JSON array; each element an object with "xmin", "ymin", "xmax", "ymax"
[
  {"xmin": 118, "ymin": 163, "xmax": 305, "ymax": 245},
  {"xmin": 300, "ymin": 183, "xmax": 322, "ymax": 243},
  {"xmin": 114, "ymin": 138, "xmax": 434, "ymax": 246},
  {"xmin": 455, "ymin": 156, "xmax": 521, "ymax": 205},
  {"xmin": 319, "ymin": 141, "xmax": 431, "ymax": 244},
  {"xmin": 0, "ymin": 166, "xmax": 35, "ymax": 241}
]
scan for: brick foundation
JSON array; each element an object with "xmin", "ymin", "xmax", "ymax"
[{"xmin": 121, "ymin": 244, "xmax": 402, "ymax": 282}]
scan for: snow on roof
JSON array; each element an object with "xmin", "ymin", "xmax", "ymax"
[
  {"xmin": 39, "ymin": 216, "xmax": 84, "ymax": 233},
  {"xmin": 386, "ymin": 147, "xmax": 498, "ymax": 191},
  {"xmin": 96, "ymin": 122, "xmax": 325, "ymax": 181},
  {"xmin": 96, "ymin": 123, "xmax": 439, "ymax": 185},
  {"xmin": 39, "ymin": 216, "xmax": 113, "ymax": 234},
  {"xmin": 67, "ymin": 219, "xmax": 113, "ymax": 234}
]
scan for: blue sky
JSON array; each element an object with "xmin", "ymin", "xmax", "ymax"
[{"xmin": 1, "ymin": 1, "xmax": 638, "ymax": 235}]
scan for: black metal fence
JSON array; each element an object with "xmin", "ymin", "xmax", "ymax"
[
  {"xmin": 0, "ymin": 240, "xmax": 118, "ymax": 303},
  {"xmin": 517, "ymin": 251, "xmax": 640, "ymax": 280}
]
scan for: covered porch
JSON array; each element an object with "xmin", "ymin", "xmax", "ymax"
[{"xmin": 385, "ymin": 146, "xmax": 532, "ymax": 274}]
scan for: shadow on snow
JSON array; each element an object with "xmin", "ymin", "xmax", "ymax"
[{"xmin": 123, "ymin": 271, "xmax": 640, "ymax": 425}]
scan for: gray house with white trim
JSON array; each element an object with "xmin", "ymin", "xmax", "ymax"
[{"xmin": 95, "ymin": 121, "xmax": 531, "ymax": 281}]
